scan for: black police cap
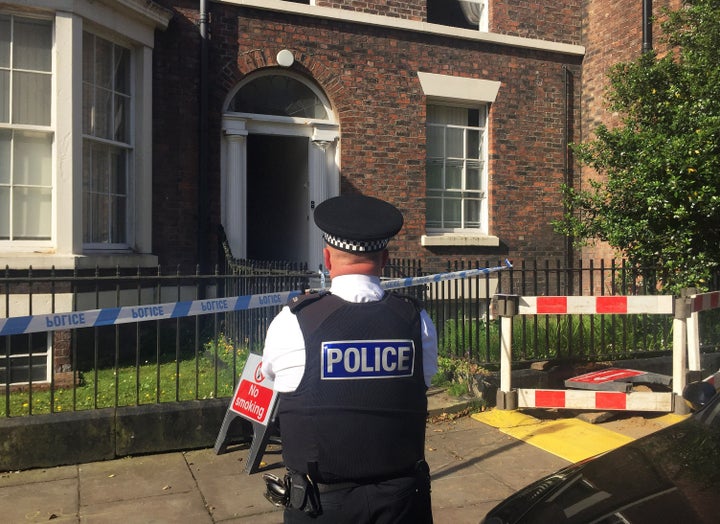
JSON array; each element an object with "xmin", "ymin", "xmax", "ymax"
[{"xmin": 314, "ymin": 195, "xmax": 404, "ymax": 253}]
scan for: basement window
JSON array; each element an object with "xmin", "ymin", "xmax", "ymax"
[{"xmin": 0, "ymin": 333, "xmax": 50, "ymax": 385}]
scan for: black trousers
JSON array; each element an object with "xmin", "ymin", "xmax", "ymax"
[{"xmin": 283, "ymin": 475, "xmax": 433, "ymax": 524}]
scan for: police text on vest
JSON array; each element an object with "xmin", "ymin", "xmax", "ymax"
[{"xmin": 321, "ymin": 340, "xmax": 415, "ymax": 379}]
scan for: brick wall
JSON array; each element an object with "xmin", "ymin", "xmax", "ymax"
[
  {"xmin": 153, "ymin": 3, "xmax": 204, "ymax": 268},
  {"xmin": 316, "ymin": 0, "xmax": 424, "ymax": 21},
  {"xmin": 492, "ymin": 0, "xmax": 582, "ymax": 44},
  {"xmin": 152, "ymin": 1, "xmax": 583, "ymax": 271},
  {"xmin": 578, "ymin": 0, "xmax": 679, "ymax": 262}
]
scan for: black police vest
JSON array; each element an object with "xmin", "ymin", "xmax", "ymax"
[{"xmin": 278, "ymin": 292, "xmax": 428, "ymax": 483}]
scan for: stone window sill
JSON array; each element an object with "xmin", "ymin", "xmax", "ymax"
[{"xmin": 421, "ymin": 234, "xmax": 500, "ymax": 247}]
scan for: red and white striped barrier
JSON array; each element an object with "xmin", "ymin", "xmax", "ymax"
[
  {"xmin": 517, "ymin": 388, "xmax": 674, "ymax": 412},
  {"xmin": 691, "ymin": 291, "xmax": 720, "ymax": 313},
  {"xmin": 704, "ymin": 370, "xmax": 720, "ymax": 388},
  {"xmin": 496, "ymin": 294, "xmax": 687, "ymax": 414},
  {"xmin": 687, "ymin": 291, "xmax": 720, "ymax": 373},
  {"xmin": 519, "ymin": 295, "xmax": 674, "ymax": 315}
]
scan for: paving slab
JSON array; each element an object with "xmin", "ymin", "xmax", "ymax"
[
  {"xmin": 0, "ymin": 477, "xmax": 78, "ymax": 523},
  {"xmin": 185, "ymin": 446, "xmax": 283, "ymax": 522},
  {"xmin": 80, "ymin": 491, "xmax": 212, "ymax": 524},
  {"xmin": 1, "ymin": 391, "xmax": 675, "ymax": 524},
  {"xmin": 78, "ymin": 454, "xmax": 197, "ymax": 507}
]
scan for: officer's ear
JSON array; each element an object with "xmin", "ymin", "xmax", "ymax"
[{"xmin": 323, "ymin": 247, "xmax": 332, "ymax": 272}]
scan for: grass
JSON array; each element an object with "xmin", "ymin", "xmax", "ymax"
[
  {"xmin": 1, "ymin": 335, "xmax": 248, "ymax": 417},
  {"xmin": 438, "ymin": 314, "xmax": 674, "ymax": 363}
]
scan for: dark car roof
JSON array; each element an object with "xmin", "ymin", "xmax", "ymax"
[{"xmin": 484, "ymin": 394, "xmax": 720, "ymax": 524}]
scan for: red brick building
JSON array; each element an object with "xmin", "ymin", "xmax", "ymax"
[{"xmin": 0, "ymin": 0, "xmax": 678, "ymax": 274}]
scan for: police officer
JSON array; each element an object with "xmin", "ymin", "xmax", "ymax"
[{"xmin": 261, "ymin": 194, "xmax": 438, "ymax": 523}]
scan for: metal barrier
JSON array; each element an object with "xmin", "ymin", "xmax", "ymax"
[
  {"xmin": 494, "ymin": 294, "xmax": 693, "ymax": 414},
  {"xmin": 687, "ymin": 290, "xmax": 720, "ymax": 372}
]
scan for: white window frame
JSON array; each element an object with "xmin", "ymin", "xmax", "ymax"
[
  {"xmin": 0, "ymin": 13, "xmax": 54, "ymax": 248},
  {"xmin": 81, "ymin": 31, "xmax": 134, "ymax": 251},
  {"xmin": 0, "ymin": 2, "xmax": 168, "ymax": 270},
  {"xmin": 426, "ymin": 105, "xmax": 488, "ymax": 233},
  {"xmin": 0, "ymin": 332, "xmax": 51, "ymax": 386},
  {"xmin": 418, "ymin": 72, "xmax": 501, "ymax": 247}
]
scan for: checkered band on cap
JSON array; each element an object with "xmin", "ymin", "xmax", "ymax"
[{"xmin": 323, "ymin": 233, "xmax": 390, "ymax": 253}]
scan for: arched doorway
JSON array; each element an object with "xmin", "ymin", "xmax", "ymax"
[{"xmin": 221, "ymin": 70, "xmax": 339, "ymax": 272}]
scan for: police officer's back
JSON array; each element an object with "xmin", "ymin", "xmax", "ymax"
[{"xmin": 261, "ymin": 195, "xmax": 438, "ymax": 523}]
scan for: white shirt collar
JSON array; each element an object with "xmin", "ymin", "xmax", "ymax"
[{"xmin": 329, "ymin": 274, "xmax": 385, "ymax": 303}]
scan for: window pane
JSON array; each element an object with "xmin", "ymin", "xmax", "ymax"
[
  {"xmin": 82, "ymin": 82, "xmax": 93, "ymax": 134},
  {"xmin": 82, "ymin": 153, "xmax": 93, "ymax": 242},
  {"xmin": 13, "ymin": 18, "xmax": 51, "ymax": 72},
  {"xmin": 114, "ymin": 93, "xmax": 129, "ymax": 142},
  {"xmin": 83, "ymin": 141, "xmax": 128, "ymax": 244},
  {"xmin": 13, "ymin": 131, "xmax": 52, "ymax": 186},
  {"xmin": 0, "ymin": 187, "xmax": 8, "ymax": 239},
  {"xmin": 426, "ymin": 160, "xmax": 443, "ymax": 189},
  {"xmin": 82, "ymin": 32, "xmax": 94, "ymax": 83},
  {"xmin": 13, "ymin": 186, "xmax": 51, "ymax": 239},
  {"xmin": 95, "ymin": 37, "xmax": 114, "ymax": 89},
  {"xmin": 0, "ymin": 70, "xmax": 9, "ymax": 122},
  {"xmin": 114, "ymin": 47, "xmax": 130, "ymax": 95},
  {"xmin": 95, "ymin": 194, "xmax": 110, "ymax": 242},
  {"xmin": 444, "ymin": 198, "xmax": 461, "ymax": 228},
  {"xmin": 84, "ymin": 34, "xmax": 131, "ymax": 143},
  {"xmin": 112, "ymin": 149, "xmax": 127, "ymax": 194},
  {"xmin": 230, "ymin": 74, "xmax": 329, "ymax": 119},
  {"xmin": 0, "ymin": 129, "xmax": 10, "ymax": 184},
  {"xmin": 426, "ymin": 125, "xmax": 444, "ymax": 157},
  {"xmin": 93, "ymin": 147, "xmax": 109, "ymax": 192},
  {"xmin": 466, "ymin": 161, "xmax": 482, "ymax": 190},
  {"xmin": 446, "ymin": 127, "xmax": 464, "ymax": 157},
  {"xmin": 13, "ymin": 71, "xmax": 51, "ymax": 125},
  {"xmin": 0, "ymin": 16, "xmax": 9, "ymax": 68},
  {"xmin": 446, "ymin": 160, "xmax": 462, "ymax": 189},
  {"xmin": 466, "ymin": 129, "xmax": 480, "ymax": 159},
  {"xmin": 0, "ymin": 354, "xmax": 48, "ymax": 384},
  {"xmin": 0, "ymin": 333, "xmax": 47, "ymax": 356},
  {"xmin": 428, "ymin": 105, "xmax": 467, "ymax": 125},
  {"xmin": 426, "ymin": 198, "xmax": 442, "ymax": 228},
  {"xmin": 464, "ymin": 198, "xmax": 481, "ymax": 228},
  {"xmin": 467, "ymin": 108, "xmax": 480, "ymax": 126},
  {"xmin": 112, "ymin": 195, "xmax": 127, "ymax": 242},
  {"xmin": 1, "ymin": 129, "xmax": 52, "ymax": 241},
  {"xmin": 96, "ymin": 87, "xmax": 112, "ymax": 140}
]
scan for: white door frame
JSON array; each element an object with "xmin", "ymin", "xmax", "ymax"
[{"xmin": 221, "ymin": 114, "xmax": 339, "ymax": 272}]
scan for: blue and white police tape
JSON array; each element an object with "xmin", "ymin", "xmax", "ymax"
[
  {"xmin": 0, "ymin": 290, "xmax": 301, "ymax": 337},
  {"xmin": 379, "ymin": 259, "xmax": 512, "ymax": 290},
  {"xmin": 0, "ymin": 260, "xmax": 511, "ymax": 337}
]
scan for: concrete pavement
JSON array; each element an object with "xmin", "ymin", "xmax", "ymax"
[
  {"xmin": 0, "ymin": 415, "xmax": 572, "ymax": 524},
  {"xmin": 2, "ymin": 388, "xmax": 684, "ymax": 524}
]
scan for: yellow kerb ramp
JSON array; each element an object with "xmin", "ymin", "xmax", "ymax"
[{"xmin": 472, "ymin": 409, "xmax": 634, "ymax": 463}]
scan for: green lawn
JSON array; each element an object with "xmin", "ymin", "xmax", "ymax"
[{"xmin": 2, "ymin": 342, "xmax": 249, "ymax": 417}]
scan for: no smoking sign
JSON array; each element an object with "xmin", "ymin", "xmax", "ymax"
[{"xmin": 229, "ymin": 353, "xmax": 277, "ymax": 426}]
